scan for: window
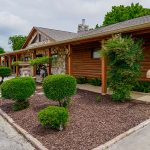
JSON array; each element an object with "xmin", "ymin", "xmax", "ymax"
[{"xmin": 92, "ymin": 49, "xmax": 100, "ymax": 59}]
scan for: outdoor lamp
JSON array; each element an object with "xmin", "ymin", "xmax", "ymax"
[{"xmin": 146, "ymin": 69, "xmax": 150, "ymax": 78}]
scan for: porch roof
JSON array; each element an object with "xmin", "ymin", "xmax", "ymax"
[{"xmin": 1, "ymin": 15, "xmax": 150, "ymax": 56}]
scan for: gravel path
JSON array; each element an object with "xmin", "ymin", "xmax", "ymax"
[{"xmin": 0, "ymin": 115, "xmax": 35, "ymax": 150}]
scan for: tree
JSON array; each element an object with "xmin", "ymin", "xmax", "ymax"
[
  {"xmin": 102, "ymin": 3, "xmax": 150, "ymax": 26},
  {"xmin": 9, "ymin": 35, "xmax": 27, "ymax": 51},
  {"xmin": 0, "ymin": 47, "xmax": 5, "ymax": 54}
]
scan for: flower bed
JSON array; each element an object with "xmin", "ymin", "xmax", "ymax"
[{"xmin": 1, "ymin": 89, "xmax": 150, "ymax": 150}]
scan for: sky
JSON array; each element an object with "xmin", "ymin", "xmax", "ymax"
[{"xmin": 0, "ymin": 0, "xmax": 150, "ymax": 51}]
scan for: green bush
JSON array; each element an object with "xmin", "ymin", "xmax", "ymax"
[
  {"xmin": 133, "ymin": 81, "xmax": 150, "ymax": 93},
  {"xmin": 43, "ymin": 74, "xmax": 76, "ymax": 107},
  {"xmin": 11, "ymin": 61, "xmax": 23, "ymax": 66},
  {"xmin": 0, "ymin": 67, "xmax": 11, "ymax": 83},
  {"xmin": 76, "ymin": 76, "xmax": 87, "ymax": 84},
  {"xmin": 101, "ymin": 34, "xmax": 143, "ymax": 101},
  {"xmin": 38, "ymin": 106, "xmax": 68, "ymax": 130},
  {"xmin": 87, "ymin": 78, "xmax": 101, "ymax": 86},
  {"xmin": 29, "ymin": 56, "xmax": 51, "ymax": 66},
  {"xmin": 1, "ymin": 77, "xmax": 36, "ymax": 111}
]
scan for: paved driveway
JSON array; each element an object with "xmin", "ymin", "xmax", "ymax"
[
  {"xmin": 108, "ymin": 123, "xmax": 150, "ymax": 150},
  {"xmin": 0, "ymin": 115, "xmax": 35, "ymax": 150}
]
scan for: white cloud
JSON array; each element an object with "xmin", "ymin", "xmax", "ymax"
[
  {"xmin": 0, "ymin": 11, "xmax": 30, "ymax": 35},
  {"xmin": 0, "ymin": 0, "xmax": 150, "ymax": 51}
]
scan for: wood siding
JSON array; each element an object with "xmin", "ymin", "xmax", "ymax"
[
  {"xmin": 71, "ymin": 42, "xmax": 101, "ymax": 78},
  {"xmin": 70, "ymin": 33, "xmax": 150, "ymax": 81},
  {"xmin": 136, "ymin": 33, "xmax": 150, "ymax": 81}
]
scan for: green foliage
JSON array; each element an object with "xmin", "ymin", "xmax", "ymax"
[
  {"xmin": 13, "ymin": 101, "xmax": 29, "ymax": 111},
  {"xmin": 29, "ymin": 56, "xmax": 52, "ymax": 66},
  {"xmin": 76, "ymin": 77, "xmax": 87, "ymax": 84},
  {"xmin": 76, "ymin": 77, "xmax": 101, "ymax": 86},
  {"xmin": 87, "ymin": 78, "xmax": 101, "ymax": 86},
  {"xmin": 38, "ymin": 106, "xmax": 69, "ymax": 129},
  {"xmin": 9, "ymin": 35, "xmax": 27, "ymax": 51},
  {"xmin": 96, "ymin": 96, "xmax": 102, "ymax": 103},
  {"xmin": 1, "ymin": 77, "xmax": 36, "ymax": 111},
  {"xmin": 0, "ymin": 67, "xmax": 11, "ymax": 83},
  {"xmin": 133, "ymin": 81, "xmax": 150, "ymax": 93},
  {"xmin": 101, "ymin": 34, "xmax": 143, "ymax": 101},
  {"xmin": 95, "ymin": 24, "xmax": 100, "ymax": 29},
  {"xmin": 11, "ymin": 61, "xmax": 23, "ymax": 66},
  {"xmin": 103, "ymin": 3, "xmax": 150, "ymax": 26},
  {"xmin": 0, "ymin": 47, "xmax": 5, "ymax": 54},
  {"xmin": 43, "ymin": 74, "xmax": 76, "ymax": 107}
]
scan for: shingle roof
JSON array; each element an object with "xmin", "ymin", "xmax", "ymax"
[
  {"xmin": 76, "ymin": 15, "xmax": 150, "ymax": 39},
  {"xmin": 1, "ymin": 15, "xmax": 150, "ymax": 56},
  {"xmin": 35, "ymin": 27, "xmax": 78, "ymax": 41},
  {"xmin": 35, "ymin": 15, "xmax": 150, "ymax": 42}
]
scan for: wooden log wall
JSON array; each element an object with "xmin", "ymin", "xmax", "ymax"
[
  {"xmin": 133, "ymin": 32, "xmax": 150, "ymax": 81},
  {"xmin": 69, "ymin": 32, "xmax": 150, "ymax": 82},
  {"xmin": 71, "ymin": 41, "xmax": 101, "ymax": 79}
]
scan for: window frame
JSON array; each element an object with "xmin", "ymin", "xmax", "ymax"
[{"xmin": 92, "ymin": 49, "xmax": 100, "ymax": 59}]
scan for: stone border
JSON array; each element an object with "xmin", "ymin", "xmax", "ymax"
[
  {"xmin": 0, "ymin": 109, "xmax": 48, "ymax": 150},
  {"xmin": 92, "ymin": 118, "xmax": 150, "ymax": 150}
]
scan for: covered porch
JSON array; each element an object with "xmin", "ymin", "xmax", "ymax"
[{"xmin": 0, "ymin": 21, "xmax": 150, "ymax": 95}]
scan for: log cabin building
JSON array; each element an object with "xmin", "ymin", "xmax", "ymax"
[{"xmin": 0, "ymin": 15, "xmax": 150, "ymax": 94}]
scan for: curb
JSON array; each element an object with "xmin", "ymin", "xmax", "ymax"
[
  {"xmin": 0, "ymin": 109, "xmax": 48, "ymax": 150},
  {"xmin": 92, "ymin": 118, "xmax": 150, "ymax": 150}
]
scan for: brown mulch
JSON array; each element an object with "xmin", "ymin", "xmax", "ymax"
[{"xmin": 1, "ymin": 89, "xmax": 150, "ymax": 150}]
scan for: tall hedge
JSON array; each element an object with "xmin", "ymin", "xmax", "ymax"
[{"xmin": 101, "ymin": 34, "xmax": 143, "ymax": 101}]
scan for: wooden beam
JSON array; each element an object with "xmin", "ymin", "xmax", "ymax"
[
  {"xmin": 0, "ymin": 57, "xmax": 1, "ymax": 66},
  {"xmin": 9, "ymin": 56, "xmax": 12, "ymax": 68},
  {"xmin": 4, "ymin": 56, "xmax": 7, "ymax": 66},
  {"xmin": 101, "ymin": 40, "xmax": 107, "ymax": 95},
  {"xmin": 68, "ymin": 44, "xmax": 72, "ymax": 75},
  {"xmin": 48, "ymin": 49, "xmax": 51, "ymax": 75},
  {"xmin": 32, "ymin": 51, "xmax": 36, "ymax": 77},
  {"xmin": 16, "ymin": 54, "xmax": 19, "ymax": 76}
]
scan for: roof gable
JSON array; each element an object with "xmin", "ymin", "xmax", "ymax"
[
  {"xmin": 35, "ymin": 27, "xmax": 77, "ymax": 41},
  {"xmin": 22, "ymin": 27, "xmax": 77, "ymax": 49}
]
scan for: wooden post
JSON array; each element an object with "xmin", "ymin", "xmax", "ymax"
[
  {"xmin": 101, "ymin": 40, "xmax": 107, "ymax": 95},
  {"xmin": 32, "ymin": 51, "xmax": 36, "ymax": 77},
  {"xmin": 16, "ymin": 54, "xmax": 19, "ymax": 76},
  {"xmin": 48, "ymin": 48, "xmax": 51, "ymax": 75},
  {"xmin": 0, "ymin": 57, "xmax": 1, "ymax": 66},
  {"xmin": 9, "ymin": 56, "xmax": 12, "ymax": 68},
  {"xmin": 68, "ymin": 44, "xmax": 72, "ymax": 75},
  {"xmin": 4, "ymin": 56, "xmax": 6, "ymax": 66}
]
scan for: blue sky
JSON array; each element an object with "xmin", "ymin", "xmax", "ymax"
[{"xmin": 0, "ymin": 0, "xmax": 150, "ymax": 51}]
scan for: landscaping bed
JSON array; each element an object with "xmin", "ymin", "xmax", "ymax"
[{"xmin": 1, "ymin": 89, "xmax": 150, "ymax": 150}]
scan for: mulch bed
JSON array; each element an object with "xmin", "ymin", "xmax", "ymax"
[{"xmin": 1, "ymin": 89, "xmax": 150, "ymax": 150}]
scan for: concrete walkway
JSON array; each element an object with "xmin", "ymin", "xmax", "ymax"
[
  {"xmin": 77, "ymin": 84, "xmax": 150, "ymax": 103},
  {"xmin": 0, "ymin": 115, "xmax": 35, "ymax": 150},
  {"xmin": 107, "ymin": 123, "xmax": 150, "ymax": 150}
]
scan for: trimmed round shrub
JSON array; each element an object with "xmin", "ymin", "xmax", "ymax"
[
  {"xmin": 1, "ymin": 77, "xmax": 36, "ymax": 111},
  {"xmin": 43, "ymin": 74, "xmax": 76, "ymax": 107},
  {"xmin": 38, "ymin": 106, "xmax": 69, "ymax": 130},
  {"xmin": 0, "ymin": 67, "xmax": 11, "ymax": 83}
]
